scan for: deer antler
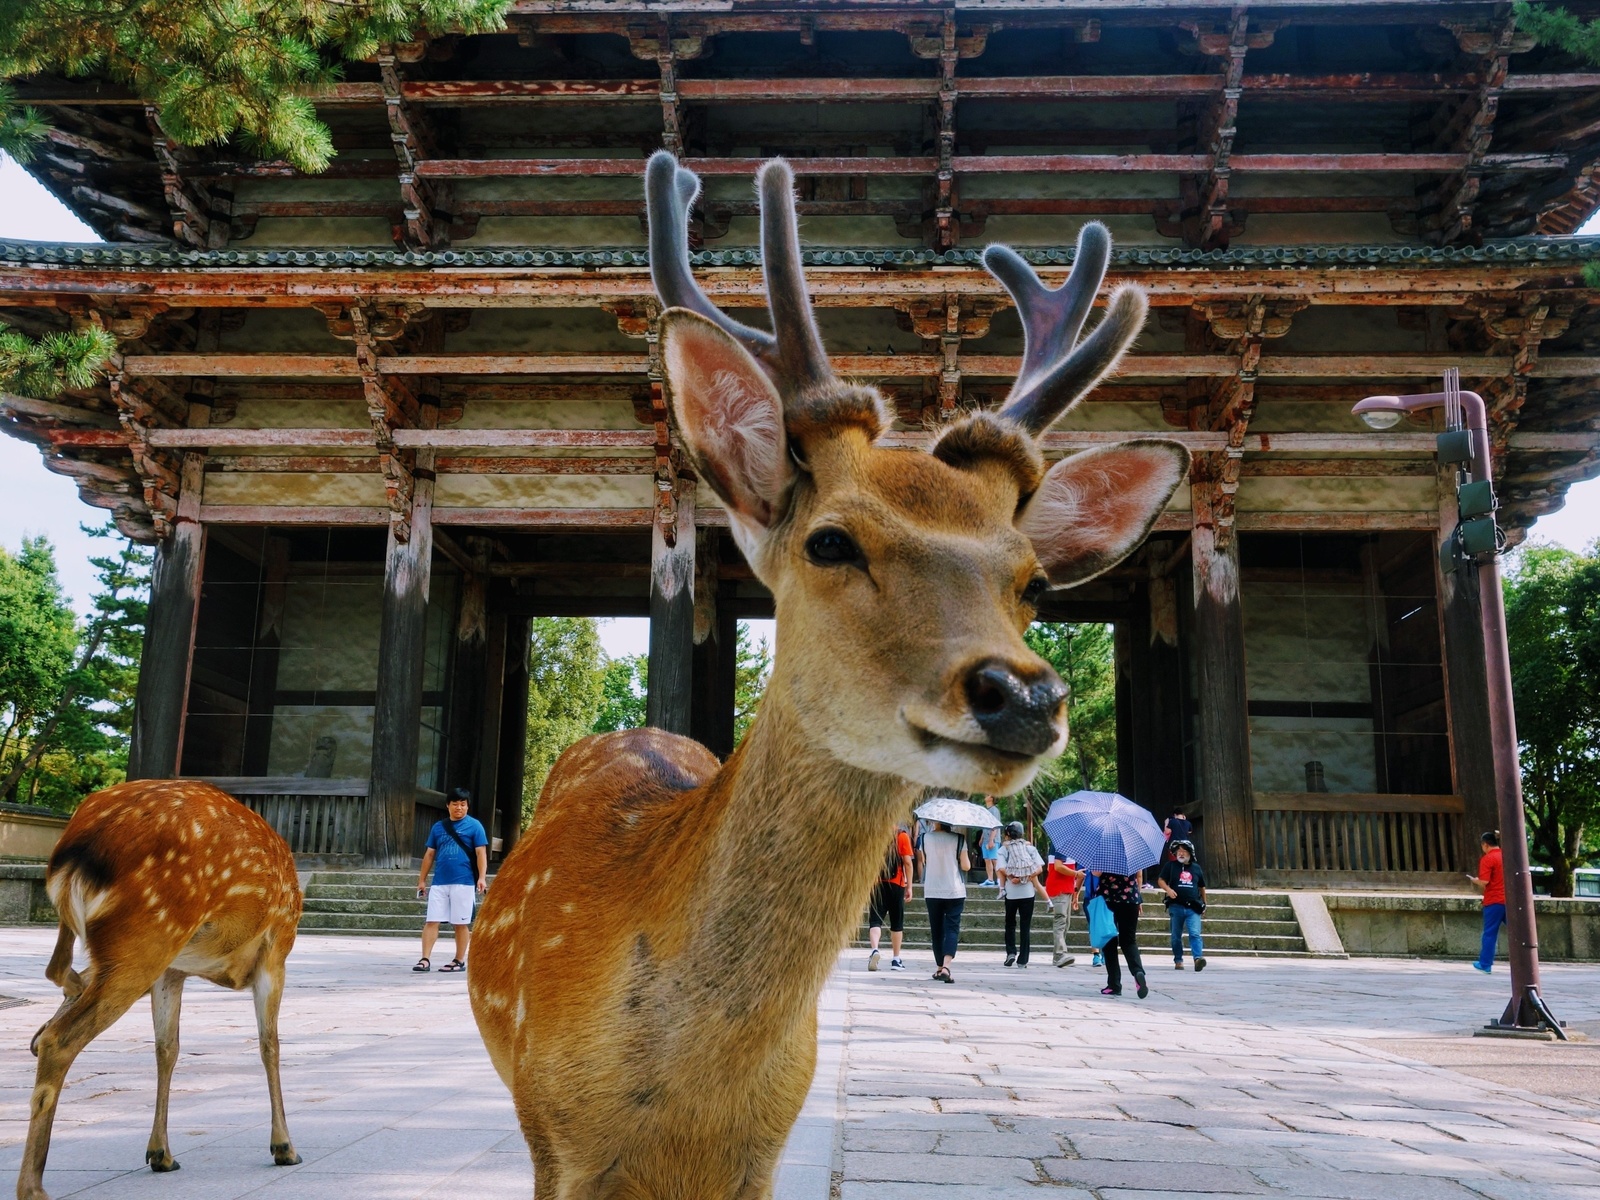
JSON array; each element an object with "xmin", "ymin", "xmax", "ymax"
[
  {"xmin": 984, "ymin": 223, "xmax": 1147, "ymax": 436},
  {"xmin": 645, "ymin": 151, "xmax": 833, "ymax": 397}
]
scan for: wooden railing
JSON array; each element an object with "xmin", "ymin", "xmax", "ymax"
[
  {"xmin": 412, "ymin": 789, "xmax": 448, "ymax": 860},
  {"xmin": 198, "ymin": 777, "xmax": 367, "ymax": 860},
  {"xmin": 1254, "ymin": 793, "xmax": 1464, "ymax": 877}
]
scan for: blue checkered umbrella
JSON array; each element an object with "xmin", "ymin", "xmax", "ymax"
[{"xmin": 1042, "ymin": 790, "xmax": 1164, "ymax": 876}]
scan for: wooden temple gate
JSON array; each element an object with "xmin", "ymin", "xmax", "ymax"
[{"xmin": 4, "ymin": 0, "xmax": 1600, "ymax": 884}]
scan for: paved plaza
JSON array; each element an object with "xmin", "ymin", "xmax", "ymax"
[{"xmin": 1, "ymin": 928, "xmax": 1598, "ymax": 1199}]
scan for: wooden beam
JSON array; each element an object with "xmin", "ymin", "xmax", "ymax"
[
  {"xmin": 120, "ymin": 351, "xmax": 1600, "ymax": 381},
  {"xmin": 409, "ymin": 152, "xmax": 1547, "ymax": 180},
  {"xmin": 146, "ymin": 428, "xmax": 1598, "ymax": 453}
]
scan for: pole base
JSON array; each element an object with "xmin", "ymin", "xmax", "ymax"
[{"xmin": 1475, "ymin": 1024, "xmax": 1560, "ymax": 1041}]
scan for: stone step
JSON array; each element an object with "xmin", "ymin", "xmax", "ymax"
[
  {"xmin": 303, "ymin": 884, "xmax": 433, "ymax": 902},
  {"xmin": 299, "ymin": 911, "xmax": 449, "ymax": 933}
]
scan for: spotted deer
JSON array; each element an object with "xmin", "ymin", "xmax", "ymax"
[
  {"xmin": 468, "ymin": 151, "xmax": 1188, "ymax": 1198},
  {"xmin": 18, "ymin": 779, "xmax": 302, "ymax": 1200}
]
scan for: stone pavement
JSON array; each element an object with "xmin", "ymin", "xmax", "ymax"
[{"xmin": 1, "ymin": 928, "xmax": 1598, "ymax": 1199}]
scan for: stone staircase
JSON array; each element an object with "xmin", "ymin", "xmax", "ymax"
[
  {"xmin": 298, "ymin": 870, "xmax": 451, "ymax": 936},
  {"xmin": 853, "ymin": 888, "xmax": 1313, "ymax": 958},
  {"xmin": 296, "ymin": 872, "xmax": 1311, "ymax": 957}
]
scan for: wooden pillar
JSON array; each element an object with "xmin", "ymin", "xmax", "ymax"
[
  {"xmin": 445, "ymin": 556, "xmax": 490, "ymax": 806},
  {"xmin": 128, "ymin": 459, "xmax": 205, "ymax": 780},
  {"xmin": 495, "ymin": 615, "xmax": 531, "ymax": 859},
  {"xmin": 692, "ymin": 589, "xmax": 739, "ymax": 758},
  {"xmin": 1146, "ymin": 553, "xmax": 1191, "ymax": 822},
  {"xmin": 647, "ymin": 479, "xmax": 696, "ymax": 735},
  {"xmin": 1437, "ymin": 467, "xmax": 1498, "ymax": 865},
  {"xmin": 366, "ymin": 480, "xmax": 435, "ymax": 869},
  {"xmin": 1191, "ymin": 482, "xmax": 1255, "ymax": 887},
  {"xmin": 473, "ymin": 613, "xmax": 509, "ymax": 847},
  {"xmin": 1113, "ymin": 618, "xmax": 1138, "ymax": 803}
]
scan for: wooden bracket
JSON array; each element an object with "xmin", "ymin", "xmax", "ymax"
[
  {"xmin": 145, "ymin": 108, "xmax": 229, "ymax": 249},
  {"xmin": 379, "ymin": 53, "xmax": 451, "ymax": 249}
]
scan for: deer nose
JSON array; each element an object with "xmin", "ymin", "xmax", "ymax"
[{"xmin": 963, "ymin": 661, "xmax": 1067, "ymax": 757}]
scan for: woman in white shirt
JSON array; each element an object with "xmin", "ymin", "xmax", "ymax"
[{"xmin": 921, "ymin": 822, "xmax": 971, "ymax": 982}]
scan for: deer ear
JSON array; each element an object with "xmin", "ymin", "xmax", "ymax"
[
  {"xmin": 660, "ymin": 309, "xmax": 796, "ymax": 537},
  {"xmin": 1019, "ymin": 440, "xmax": 1189, "ymax": 587}
]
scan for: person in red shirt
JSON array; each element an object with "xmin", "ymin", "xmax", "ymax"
[
  {"xmin": 1470, "ymin": 830, "xmax": 1506, "ymax": 973},
  {"xmin": 868, "ymin": 826, "xmax": 915, "ymax": 971},
  {"xmin": 1045, "ymin": 845, "xmax": 1084, "ymax": 968}
]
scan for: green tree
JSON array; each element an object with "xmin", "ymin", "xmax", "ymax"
[
  {"xmin": 0, "ymin": 0, "xmax": 508, "ymax": 173},
  {"xmin": 0, "ymin": 536, "xmax": 78, "ymax": 793},
  {"xmin": 0, "ymin": 525, "xmax": 149, "ymax": 810},
  {"xmin": 521, "ymin": 617, "xmax": 605, "ymax": 824},
  {"xmin": 592, "ymin": 654, "xmax": 647, "ymax": 734},
  {"xmin": 1505, "ymin": 542, "xmax": 1600, "ymax": 896},
  {"xmin": 1019, "ymin": 622, "xmax": 1118, "ymax": 835},
  {"xmin": 2, "ymin": 525, "xmax": 149, "ymax": 808},
  {"xmin": 733, "ymin": 622, "xmax": 772, "ymax": 746}
]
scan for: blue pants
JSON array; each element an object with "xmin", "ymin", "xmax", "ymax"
[
  {"xmin": 1478, "ymin": 903, "xmax": 1506, "ymax": 970},
  {"xmin": 926, "ymin": 897, "xmax": 965, "ymax": 964},
  {"xmin": 1169, "ymin": 906, "xmax": 1203, "ymax": 962}
]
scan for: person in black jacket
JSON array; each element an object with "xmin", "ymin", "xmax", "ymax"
[{"xmin": 1157, "ymin": 840, "xmax": 1207, "ymax": 971}]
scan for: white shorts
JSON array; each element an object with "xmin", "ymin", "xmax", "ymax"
[{"xmin": 425, "ymin": 883, "xmax": 476, "ymax": 926}]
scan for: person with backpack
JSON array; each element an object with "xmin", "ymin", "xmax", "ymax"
[
  {"xmin": 999, "ymin": 822, "xmax": 1044, "ymax": 967},
  {"xmin": 867, "ymin": 825, "xmax": 914, "ymax": 971},
  {"xmin": 1163, "ymin": 809, "xmax": 1193, "ymax": 862},
  {"xmin": 1157, "ymin": 839, "xmax": 1207, "ymax": 971},
  {"xmin": 1044, "ymin": 844, "xmax": 1084, "ymax": 968},
  {"xmin": 414, "ymin": 787, "xmax": 489, "ymax": 973}
]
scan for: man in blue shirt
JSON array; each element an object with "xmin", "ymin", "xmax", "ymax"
[{"xmin": 414, "ymin": 787, "xmax": 488, "ymax": 973}]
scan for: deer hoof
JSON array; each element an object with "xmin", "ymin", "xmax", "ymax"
[
  {"xmin": 145, "ymin": 1149, "xmax": 180, "ymax": 1172},
  {"xmin": 271, "ymin": 1143, "xmax": 301, "ymax": 1166}
]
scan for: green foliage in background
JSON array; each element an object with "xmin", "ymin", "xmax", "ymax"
[
  {"xmin": 1504, "ymin": 542, "xmax": 1600, "ymax": 896},
  {"xmin": 0, "ymin": 524, "xmax": 148, "ymax": 811},
  {"xmin": 521, "ymin": 617, "xmax": 607, "ymax": 824},
  {"xmin": 1513, "ymin": 2, "xmax": 1600, "ymax": 64},
  {"xmin": 733, "ymin": 623, "xmax": 772, "ymax": 746},
  {"xmin": 0, "ymin": 323, "xmax": 117, "ymax": 400},
  {"xmin": 0, "ymin": 0, "xmax": 508, "ymax": 173},
  {"xmin": 1016, "ymin": 622, "xmax": 1118, "ymax": 840},
  {"xmin": 593, "ymin": 653, "xmax": 647, "ymax": 735}
]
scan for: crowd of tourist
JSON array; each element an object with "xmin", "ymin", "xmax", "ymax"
[{"xmin": 864, "ymin": 797, "xmax": 1215, "ymax": 998}]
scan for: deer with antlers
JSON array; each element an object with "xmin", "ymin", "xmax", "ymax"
[
  {"xmin": 18, "ymin": 779, "xmax": 303, "ymax": 1200},
  {"xmin": 467, "ymin": 151, "xmax": 1187, "ymax": 1198}
]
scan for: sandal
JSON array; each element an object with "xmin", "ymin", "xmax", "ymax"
[
  {"xmin": 1100, "ymin": 986, "xmax": 1121, "ymax": 996},
  {"xmin": 438, "ymin": 960, "xmax": 467, "ymax": 973},
  {"xmin": 412, "ymin": 958, "xmax": 431, "ymax": 973}
]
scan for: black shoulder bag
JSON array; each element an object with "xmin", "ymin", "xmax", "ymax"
[{"xmin": 440, "ymin": 818, "xmax": 481, "ymax": 884}]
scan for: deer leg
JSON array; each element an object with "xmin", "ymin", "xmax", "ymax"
[
  {"xmin": 251, "ymin": 956, "xmax": 300, "ymax": 1166},
  {"xmin": 145, "ymin": 970, "xmax": 185, "ymax": 1172},
  {"xmin": 19, "ymin": 968, "xmax": 156, "ymax": 1200},
  {"xmin": 42, "ymin": 924, "xmax": 82, "ymax": 999}
]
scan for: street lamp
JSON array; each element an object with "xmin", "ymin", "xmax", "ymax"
[{"xmin": 1352, "ymin": 379, "xmax": 1565, "ymax": 1038}]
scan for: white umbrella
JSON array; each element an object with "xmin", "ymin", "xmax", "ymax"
[{"xmin": 913, "ymin": 797, "xmax": 1001, "ymax": 829}]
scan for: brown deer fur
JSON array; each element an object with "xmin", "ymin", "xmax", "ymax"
[
  {"xmin": 18, "ymin": 780, "xmax": 302, "ymax": 1200},
  {"xmin": 468, "ymin": 153, "xmax": 1188, "ymax": 1199}
]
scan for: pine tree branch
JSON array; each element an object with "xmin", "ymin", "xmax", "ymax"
[{"xmin": 0, "ymin": 324, "xmax": 117, "ymax": 399}]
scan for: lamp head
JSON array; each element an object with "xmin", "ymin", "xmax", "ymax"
[{"xmin": 1358, "ymin": 408, "xmax": 1404, "ymax": 431}]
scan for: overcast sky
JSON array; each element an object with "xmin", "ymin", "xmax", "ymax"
[{"xmin": 2, "ymin": 152, "xmax": 1595, "ymax": 649}]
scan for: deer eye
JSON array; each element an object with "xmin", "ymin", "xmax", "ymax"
[
  {"xmin": 805, "ymin": 528, "xmax": 863, "ymax": 567},
  {"xmin": 1022, "ymin": 576, "xmax": 1050, "ymax": 606}
]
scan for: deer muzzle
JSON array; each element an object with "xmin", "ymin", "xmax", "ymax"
[{"xmin": 963, "ymin": 660, "xmax": 1069, "ymax": 758}]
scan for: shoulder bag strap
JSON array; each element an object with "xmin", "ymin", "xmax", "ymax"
[{"xmin": 441, "ymin": 818, "xmax": 480, "ymax": 883}]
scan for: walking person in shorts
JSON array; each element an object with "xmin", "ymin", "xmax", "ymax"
[
  {"xmin": 868, "ymin": 825, "xmax": 914, "ymax": 971},
  {"xmin": 979, "ymin": 796, "xmax": 1003, "ymax": 885},
  {"xmin": 414, "ymin": 787, "xmax": 488, "ymax": 973}
]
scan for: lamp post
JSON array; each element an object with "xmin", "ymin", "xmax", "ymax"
[{"xmin": 1351, "ymin": 385, "xmax": 1564, "ymax": 1038}]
